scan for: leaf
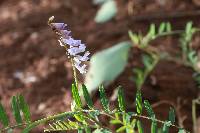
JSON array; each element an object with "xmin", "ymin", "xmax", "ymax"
[
  {"xmin": 110, "ymin": 119, "xmax": 121, "ymax": 124},
  {"xmin": 11, "ymin": 96, "xmax": 22, "ymax": 124},
  {"xmin": 158, "ymin": 22, "xmax": 166, "ymax": 34},
  {"xmin": 147, "ymin": 24, "xmax": 156, "ymax": 39},
  {"xmin": 0, "ymin": 102, "xmax": 9, "ymax": 127},
  {"xmin": 137, "ymin": 120, "xmax": 144, "ymax": 133},
  {"xmin": 17, "ymin": 95, "xmax": 31, "ymax": 123},
  {"xmin": 99, "ymin": 85, "xmax": 109, "ymax": 112},
  {"xmin": 166, "ymin": 22, "xmax": 172, "ymax": 32},
  {"xmin": 71, "ymin": 84, "xmax": 82, "ymax": 108},
  {"xmin": 186, "ymin": 21, "xmax": 193, "ymax": 34},
  {"xmin": 144, "ymin": 100, "xmax": 155, "ymax": 118},
  {"xmin": 116, "ymin": 125, "xmax": 126, "ymax": 132},
  {"xmin": 168, "ymin": 107, "xmax": 175, "ymax": 125},
  {"xmin": 85, "ymin": 41, "xmax": 131, "ymax": 94},
  {"xmin": 95, "ymin": 0, "xmax": 117, "ymax": 23},
  {"xmin": 128, "ymin": 30, "xmax": 139, "ymax": 44},
  {"xmin": 117, "ymin": 86, "xmax": 126, "ymax": 112},
  {"xmin": 82, "ymin": 84, "xmax": 94, "ymax": 109},
  {"xmin": 151, "ymin": 121, "xmax": 157, "ymax": 133},
  {"xmin": 136, "ymin": 90, "xmax": 143, "ymax": 114}
]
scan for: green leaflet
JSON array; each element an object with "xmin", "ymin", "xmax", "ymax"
[
  {"xmin": 0, "ymin": 102, "xmax": 9, "ymax": 127},
  {"xmin": 136, "ymin": 90, "xmax": 143, "ymax": 115},
  {"xmin": 82, "ymin": 84, "xmax": 94, "ymax": 109},
  {"xmin": 11, "ymin": 96, "xmax": 22, "ymax": 124},
  {"xmin": 144, "ymin": 100, "xmax": 155, "ymax": 118},
  {"xmin": 17, "ymin": 95, "xmax": 31, "ymax": 123},
  {"xmin": 99, "ymin": 85, "xmax": 109, "ymax": 112},
  {"xmin": 72, "ymin": 84, "xmax": 82, "ymax": 108},
  {"xmin": 117, "ymin": 86, "xmax": 126, "ymax": 112},
  {"xmin": 137, "ymin": 120, "xmax": 144, "ymax": 133},
  {"xmin": 116, "ymin": 125, "xmax": 126, "ymax": 132},
  {"xmin": 168, "ymin": 107, "xmax": 175, "ymax": 125},
  {"xmin": 151, "ymin": 121, "xmax": 157, "ymax": 133}
]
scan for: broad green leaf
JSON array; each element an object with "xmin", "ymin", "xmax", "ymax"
[
  {"xmin": 0, "ymin": 102, "xmax": 9, "ymax": 127},
  {"xmin": 72, "ymin": 84, "xmax": 82, "ymax": 108},
  {"xmin": 99, "ymin": 85, "xmax": 109, "ymax": 112},
  {"xmin": 168, "ymin": 107, "xmax": 175, "ymax": 125},
  {"xmin": 137, "ymin": 120, "xmax": 144, "ymax": 133},
  {"xmin": 144, "ymin": 100, "xmax": 155, "ymax": 118},
  {"xmin": 95, "ymin": 0, "xmax": 117, "ymax": 23},
  {"xmin": 117, "ymin": 86, "xmax": 126, "ymax": 112},
  {"xmin": 136, "ymin": 90, "xmax": 143, "ymax": 114},
  {"xmin": 85, "ymin": 41, "xmax": 131, "ymax": 94},
  {"xmin": 11, "ymin": 96, "xmax": 22, "ymax": 124},
  {"xmin": 82, "ymin": 84, "xmax": 93, "ymax": 109},
  {"xmin": 17, "ymin": 95, "xmax": 31, "ymax": 123}
]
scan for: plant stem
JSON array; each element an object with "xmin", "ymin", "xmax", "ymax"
[
  {"xmin": 70, "ymin": 57, "xmax": 78, "ymax": 87},
  {"xmin": 63, "ymin": 45, "xmax": 79, "ymax": 87}
]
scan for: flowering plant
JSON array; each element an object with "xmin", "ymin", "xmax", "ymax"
[{"xmin": 0, "ymin": 17, "xmax": 190, "ymax": 133}]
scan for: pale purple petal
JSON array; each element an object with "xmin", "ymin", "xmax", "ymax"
[
  {"xmin": 74, "ymin": 63, "xmax": 87, "ymax": 74},
  {"xmin": 60, "ymin": 30, "xmax": 71, "ymax": 38},
  {"xmin": 51, "ymin": 23, "xmax": 66, "ymax": 30},
  {"xmin": 68, "ymin": 44, "xmax": 86, "ymax": 56},
  {"xmin": 75, "ymin": 51, "xmax": 90, "ymax": 61},
  {"xmin": 62, "ymin": 37, "xmax": 80, "ymax": 47}
]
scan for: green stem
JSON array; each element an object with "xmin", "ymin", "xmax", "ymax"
[{"xmin": 70, "ymin": 57, "xmax": 78, "ymax": 87}]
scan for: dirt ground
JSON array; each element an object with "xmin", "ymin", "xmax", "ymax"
[{"xmin": 0, "ymin": 0, "xmax": 200, "ymax": 132}]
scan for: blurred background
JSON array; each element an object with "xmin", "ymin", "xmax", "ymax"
[{"xmin": 0, "ymin": 0, "xmax": 200, "ymax": 132}]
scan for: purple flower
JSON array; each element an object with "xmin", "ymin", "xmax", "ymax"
[
  {"xmin": 49, "ymin": 18, "xmax": 90, "ymax": 74},
  {"xmin": 60, "ymin": 30, "xmax": 71, "ymax": 38},
  {"xmin": 67, "ymin": 43, "xmax": 86, "ymax": 56},
  {"xmin": 51, "ymin": 23, "xmax": 66, "ymax": 30}
]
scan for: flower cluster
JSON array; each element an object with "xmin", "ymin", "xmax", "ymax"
[{"xmin": 49, "ymin": 17, "xmax": 90, "ymax": 74}]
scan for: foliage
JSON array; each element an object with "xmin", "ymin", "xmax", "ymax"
[
  {"xmin": 85, "ymin": 41, "xmax": 131, "ymax": 94},
  {"xmin": 0, "ymin": 85, "xmax": 187, "ymax": 132},
  {"xmin": 94, "ymin": 0, "xmax": 117, "ymax": 23},
  {"xmin": 1, "ymin": 20, "xmax": 199, "ymax": 133}
]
